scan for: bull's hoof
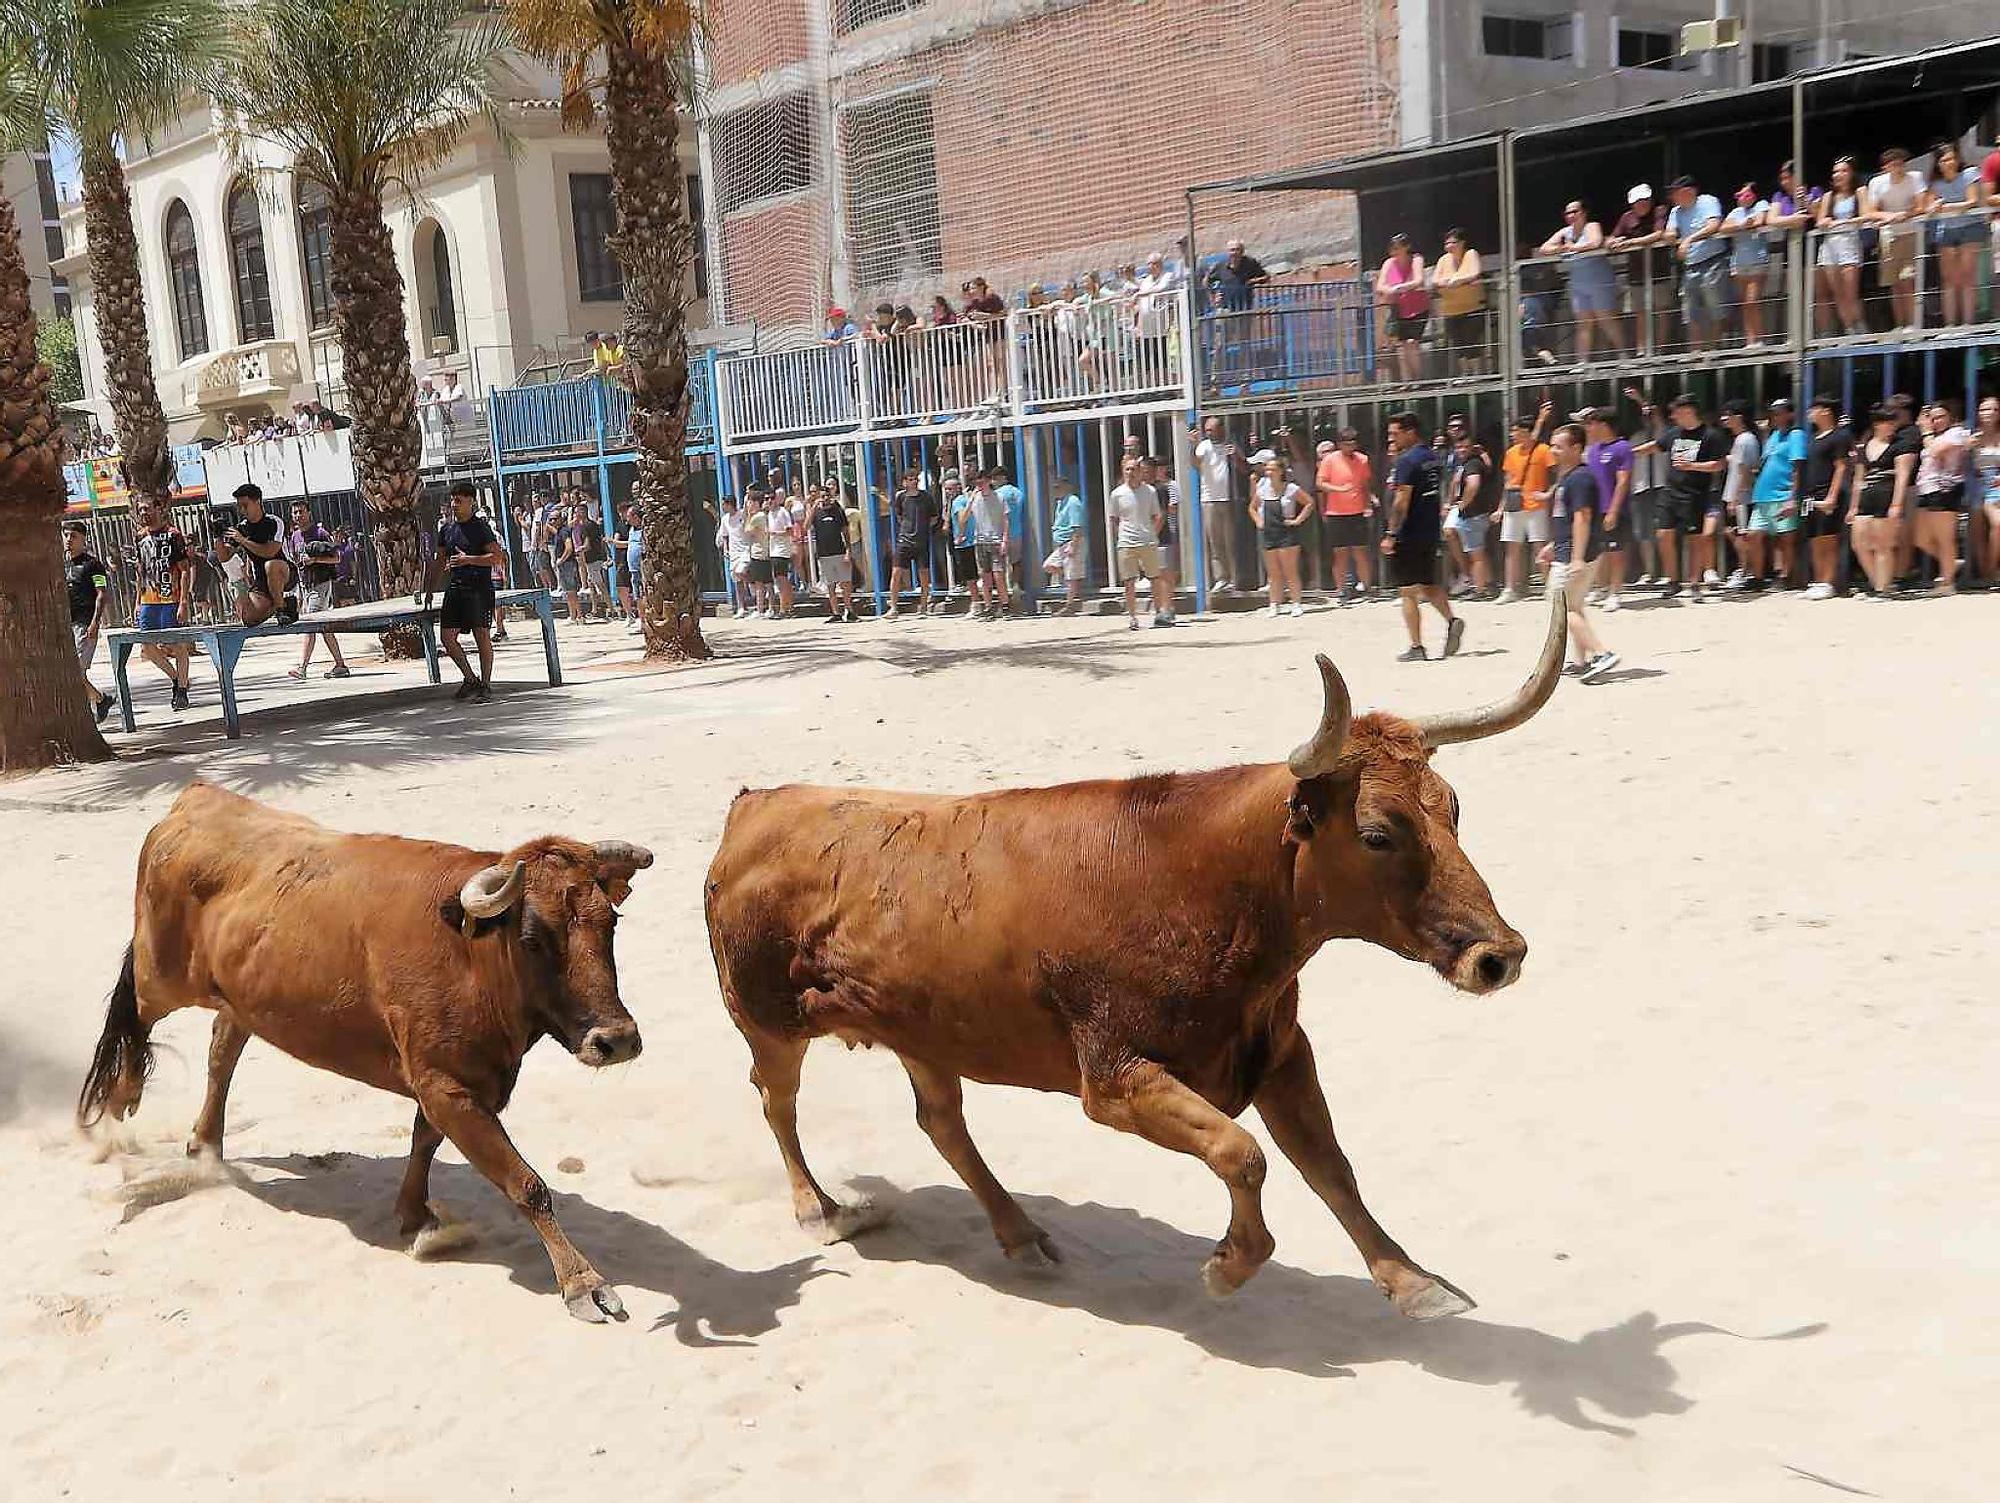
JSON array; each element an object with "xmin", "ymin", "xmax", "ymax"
[
  {"xmin": 1392, "ymin": 1274, "xmax": 1477, "ymax": 1320},
  {"xmin": 564, "ymin": 1283, "xmax": 628, "ymax": 1324},
  {"xmin": 1003, "ymin": 1230, "xmax": 1062, "ymax": 1267},
  {"xmin": 407, "ymin": 1207, "xmax": 478, "ymax": 1261},
  {"xmin": 1201, "ymin": 1255, "xmax": 1244, "ymax": 1299},
  {"xmin": 798, "ymin": 1199, "xmax": 889, "ymax": 1245}
]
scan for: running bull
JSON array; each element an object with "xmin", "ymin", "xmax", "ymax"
[
  {"xmin": 706, "ymin": 591, "xmax": 1567, "ymax": 1319},
  {"xmin": 79, "ymin": 782, "xmax": 653, "ymax": 1323}
]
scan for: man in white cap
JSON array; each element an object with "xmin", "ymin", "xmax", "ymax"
[{"xmin": 1608, "ymin": 183, "xmax": 1670, "ymax": 353}]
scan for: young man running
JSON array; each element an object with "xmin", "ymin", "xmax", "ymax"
[
  {"xmin": 420, "ymin": 483, "xmax": 507, "ymax": 703},
  {"xmin": 1380, "ymin": 412, "xmax": 1461, "ymax": 662},
  {"xmin": 1800, "ymin": 396, "xmax": 1851, "ymax": 600},
  {"xmin": 63, "ymin": 521, "xmax": 115, "ymax": 724},
  {"xmin": 132, "ymin": 499, "xmax": 194, "ymax": 710}
]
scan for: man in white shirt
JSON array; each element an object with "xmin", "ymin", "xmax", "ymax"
[
  {"xmin": 1868, "ymin": 146, "xmax": 1927, "ymax": 332},
  {"xmin": 1132, "ymin": 251, "xmax": 1182, "ymax": 385},
  {"xmin": 1191, "ymin": 415, "xmax": 1243, "ymax": 592},
  {"xmin": 716, "ymin": 496, "xmax": 751, "ymax": 616},
  {"xmin": 969, "ymin": 474, "xmax": 1012, "ymax": 621},
  {"xmin": 765, "ymin": 491, "xmax": 798, "ymax": 617},
  {"xmin": 1109, "ymin": 456, "xmax": 1166, "ymax": 632}
]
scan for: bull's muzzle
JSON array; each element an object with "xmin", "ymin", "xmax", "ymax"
[
  {"xmin": 575, "ymin": 1021, "xmax": 643, "ymax": 1067},
  {"xmin": 1445, "ymin": 934, "xmax": 1527, "ymax": 996}
]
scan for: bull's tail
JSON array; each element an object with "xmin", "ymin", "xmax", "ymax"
[{"xmin": 78, "ymin": 944, "xmax": 153, "ymax": 1128}]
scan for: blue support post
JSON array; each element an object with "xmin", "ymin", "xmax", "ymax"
[
  {"xmin": 1021, "ymin": 427, "xmax": 1043, "ymax": 614},
  {"xmin": 860, "ymin": 439, "xmax": 886, "ymax": 618},
  {"xmin": 1187, "ymin": 403, "xmax": 1209, "ymax": 617}
]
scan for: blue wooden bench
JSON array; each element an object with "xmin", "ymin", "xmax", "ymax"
[{"xmin": 104, "ymin": 587, "xmax": 562, "ymax": 740}]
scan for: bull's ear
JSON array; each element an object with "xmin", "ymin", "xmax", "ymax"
[{"xmin": 1286, "ymin": 779, "xmax": 1331, "ymax": 843}]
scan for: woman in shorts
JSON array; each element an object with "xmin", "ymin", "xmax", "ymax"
[
  {"xmin": 1813, "ymin": 157, "xmax": 1867, "ymax": 336},
  {"xmin": 1972, "ymin": 396, "xmax": 2000, "ymax": 584},
  {"xmin": 1847, "ymin": 405, "xmax": 1914, "ymax": 598},
  {"xmin": 1923, "ymin": 141, "xmax": 1986, "ymax": 328},
  {"xmin": 1722, "ymin": 183, "xmax": 1771, "ymax": 345},
  {"xmin": 1373, "ymin": 234, "xmax": 1429, "ymax": 385},
  {"xmin": 1540, "ymin": 201, "xmax": 1619, "ymax": 363},
  {"xmin": 1912, "ymin": 401, "xmax": 1969, "ymax": 596},
  {"xmin": 1249, "ymin": 455, "xmax": 1310, "ymax": 617}
]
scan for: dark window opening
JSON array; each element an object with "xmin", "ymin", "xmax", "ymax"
[
  {"xmin": 227, "ymin": 182, "xmax": 276, "ymax": 343},
  {"xmin": 843, "ymin": 91, "xmax": 942, "ymax": 288},
  {"xmin": 164, "ymin": 200, "xmax": 208, "ymax": 361},
  {"xmin": 569, "ymin": 173, "xmax": 624, "ymax": 302},
  {"xmin": 1617, "ymin": 28, "xmax": 1676, "ymax": 70},
  {"xmin": 298, "ymin": 180, "xmax": 333, "ymax": 330},
  {"xmin": 686, "ymin": 172, "xmax": 708, "ymax": 300},
  {"xmin": 711, "ymin": 93, "xmax": 816, "ymax": 214},
  {"xmin": 425, "ymin": 222, "xmax": 458, "ymax": 353}
]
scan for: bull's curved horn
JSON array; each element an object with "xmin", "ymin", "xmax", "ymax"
[
  {"xmin": 459, "ymin": 860, "xmax": 526, "ymax": 920},
  {"xmin": 590, "ymin": 841, "xmax": 654, "ymax": 875},
  {"xmin": 1412, "ymin": 584, "xmax": 1567, "ymax": 750},
  {"xmin": 1286, "ymin": 653, "xmax": 1353, "ymax": 779}
]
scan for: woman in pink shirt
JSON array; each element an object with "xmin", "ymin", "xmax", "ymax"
[{"xmin": 1373, "ymin": 233, "xmax": 1430, "ymax": 385}]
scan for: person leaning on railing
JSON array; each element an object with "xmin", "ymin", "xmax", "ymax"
[
  {"xmin": 1539, "ymin": 202, "xmax": 1619, "ymax": 363},
  {"xmin": 1924, "ymin": 141, "xmax": 1988, "ymax": 328},
  {"xmin": 1430, "ymin": 229, "xmax": 1486, "ymax": 375}
]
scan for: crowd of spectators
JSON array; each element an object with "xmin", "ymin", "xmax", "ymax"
[{"xmin": 216, "ymin": 400, "xmax": 352, "ymax": 447}]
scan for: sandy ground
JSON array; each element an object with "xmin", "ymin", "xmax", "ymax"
[{"xmin": 2, "ymin": 589, "xmax": 1995, "ymax": 1503}]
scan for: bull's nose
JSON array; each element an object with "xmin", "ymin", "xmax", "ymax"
[
  {"xmin": 1457, "ymin": 937, "xmax": 1525, "ymax": 995},
  {"xmin": 577, "ymin": 1023, "xmax": 642, "ymax": 1067}
]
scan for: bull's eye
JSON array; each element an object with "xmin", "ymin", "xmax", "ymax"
[{"xmin": 1360, "ymin": 828, "xmax": 1395, "ymax": 852}]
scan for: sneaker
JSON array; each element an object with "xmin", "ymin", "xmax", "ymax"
[
  {"xmin": 884, "ymin": 608, "xmax": 901, "ymax": 621},
  {"xmin": 1601, "ymin": 591, "xmax": 1623, "ymax": 613},
  {"xmin": 1444, "ymin": 617, "xmax": 1466, "ymax": 658},
  {"xmin": 1803, "ymin": 582, "xmax": 1833, "ymax": 600},
  {"xmin": 1266, "ymin": 602, "xmax": 1281, "ymax": 618},
  {"xmin": 170, "ymin": 684, "xmax": 190, "ymax": 712},
  {"xmin": 1157, "ymin": 611, "xmax": 1177, "ymax": 626},
  {"xmin": 1702, "ymin": 569, "xmax": 1722, "ymax": 588},
  {"xmin": 1396, "ymin": 644, "xmax": 1427, "ymax": 663},
  {"xmin": 324, "ymin": 665, "xmax": 351, "ymax": 679},
  {"xmin": 1128, "ymin": 617, "xmax": 1140, "ymax": 632},
  {"xmin": 452, "ymin": 678, "xmax": 479, "ymax": 700},
  {"xmin": 1287, "ymin": 603, "xmax": 1305, "ymax": 618},
  {"xmin": 1686, "ymin": 586, "xmax": 1705, "ymax": 604},
  {"xmin": 94, "ymin": 693, "xmax": 113, "ymax": 725},
  {"xmin": 1150, "ymin": 616, "xmax": 1174, "ymax": 629},
  {"xmin": 1581, "ymin": 651, "xmax": 1622, "ymax": 683},
  {"xmin": 1585, "ymin": 588, "xmax": 1606, "ymax": 605},
  {"xmin": 471, "ymin": 683, "xmax": 492, "ymax": 705},
  {"xmin": 1660, "ymin": 582, "xmax": 1682, "ymax": 601},
  {"xmin": 1494, "ymin": 588, "xmax": 1522, "ymax": 605},
  {"xmin": 1725, "ymin": 569, "xmax": 1747, "ymax": 591}
]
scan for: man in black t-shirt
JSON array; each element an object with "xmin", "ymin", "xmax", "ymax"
[
  {"xmin": 63, "ymin": 520, "xmax": 115, "ymax": 724},
  {"xmin": 1380, "ymin": 411, "xmax": 1460, "ymax": 662},
  {"xmin": 887, "ymin": 469, "xmax": 938, "ymax": 619},
  {"xmin": 1659, "ymin": 395, "xmax": 1728, "ymax": 601},
  {"xmin": 1542, "ymin": 422, "xmax": 1618, "ymax": 682},
  {"xmin": 217, "ymin": 483, "xmax": 297, "ymax": 625},
  {"xmin": 420, "ymin": 482, "xmax": 507, "ymax": 702},
  {"xmin": 1800, "ymin": 395, "xmax": 1853, "ymax": 599},
  {"xmin": 809, "ymin": 488, "xmax": 855, "ymax": 622}
]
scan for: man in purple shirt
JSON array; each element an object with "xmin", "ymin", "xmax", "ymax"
[{"xmin": 1581, "ymin": 407, "xmax": 1635, "ymax": 611}]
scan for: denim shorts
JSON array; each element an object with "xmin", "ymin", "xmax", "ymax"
[
  {"xmin": 1447, "ymin": 510, "xmax": 1491, "ymax": 550},
  {"xmin": 1682, "ymin": 258, "xmax": 1730, "ymax": 324}
]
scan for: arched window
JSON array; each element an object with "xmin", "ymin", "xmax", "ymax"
[
  {"xmin": 164, "ymin": 201, "xmax": 209, "ymax": 360},
  {"xmin": 297, "ymin": 180, "xmax": 333, "ymax": 330},
  {"xmin": 415, "ymin": 219, "xmax": 459, "ymax": 354},
  {"xmin": 226, "ymin": 181, "xmax": 275, "ymax": 343}
]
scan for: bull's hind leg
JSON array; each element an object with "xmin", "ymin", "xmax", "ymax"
[
  {"xmin": 184, "ymin": 1009, "xmax": 248, "ymax": 1159},
  {"xmin": 740, "ymin": 1025, "xmax": 884, "ymax": 1244},
  {"xmin": 902, "ymin": 1057, "xmax": 1059, "ymax": 1265},
  {"xmin": 1081, "ymin": 1061, "xmax": 1275, "ymax": 1296},
  {"xmin": 1255, "ymin": 1029, "xmax": 1473, "ymax": 1320}
]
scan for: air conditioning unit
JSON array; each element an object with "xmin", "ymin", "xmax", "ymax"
[{"xmin": 1681, "ymin": 17, "xmax": 1743, "ymax": 53}]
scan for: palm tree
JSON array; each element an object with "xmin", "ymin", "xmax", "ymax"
[
  {"xmin": 212, "ymin": 0, "xmax": 507, "ymax": 604},
  {"xmin": 10, "ymin": 0, "xmax": 227, "ymax": 512},
  {"xmin": 0, "ymin": 45, "xmax": 110, "ymax": 768},
  {"xmin": 507, "ymin": 0, "xmax": 710, "ymax": 661}
]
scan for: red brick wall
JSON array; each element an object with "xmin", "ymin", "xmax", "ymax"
[
  {"xmin": 706, "ymin": 0, "xmax": 814, "ymax": 89},
  {"xmin": 718, "ymin": 195, "xmax": 830, "ymax": 328}
]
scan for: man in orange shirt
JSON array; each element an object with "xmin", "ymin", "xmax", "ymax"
[
  {"xmin": 1498, "ymin": 403, "xmax": 1555, "ymax": 602},
  {"xmin": 1315, "ymin": 429, "xmax": 1375, "ymax": 604}
]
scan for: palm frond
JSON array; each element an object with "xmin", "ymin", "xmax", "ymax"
[
  {"xmin": 0, "ymin": 0, "xmax": 231, "ymax": 145},
  {"xmin": 0, "ymin": 41, "xmax": 58, "ymax": 153},
  {"xmin": 503, "ymin": 0, "xmax": 702, "ymax": 125}
]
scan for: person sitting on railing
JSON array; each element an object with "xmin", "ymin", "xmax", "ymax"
[
  {"xmin": 1924, "ymin": 141, "xmax": 1987, "ymax": 329},
  {"xmin": 1202, "ymin": 239, "xmax": 1268, "ymax": 313},
  {"xmin": 822, "ymin": 306, "xmax": 858, "ymax": 343},
  {"xmin": 1720, "ymin": 184, "xmax": 1773, "ymax": 348},
  {"xmin": 1430, "ymin": 229, "xmax": 1486, "ymax": 376},
  {"xmin": 1539, "ymin": 202, "xmax": 1619, "ymax": 365},
  {"xmin": 1814, "ymin": 157, "xmax": 1869, "ymax": 336},
  {"xmin": 1867, "ymin": 148, "xmax": 1928, "ymax": 335},
  {"xmin": 1607, "ymin": 184, "xmax": 1671, "ymax": 354},
  {"xmin": 1373, "ymin": 233, "xmax": 1429, "ymax": 385},
  {"xmin": 1665, "ymin": 176, "xmax": 1730, "ymax": 354}
]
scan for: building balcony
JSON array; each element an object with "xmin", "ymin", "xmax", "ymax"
[{"xmin": 188, "ymin": 338, "xmax": 305, "ymax": 410}]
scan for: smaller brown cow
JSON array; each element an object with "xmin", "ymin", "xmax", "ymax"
[
  {"xmin": 706, "ymin": 590, "xmax": 1568, "ymax": 1319},
  {"xmin": 79, "ymin": 783, "xmax": 652, "ymax": 1323}
]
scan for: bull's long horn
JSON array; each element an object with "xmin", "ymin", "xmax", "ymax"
[
  {"xmin": 460, "ymin": 860, "xmax": 526, "ymax": 919},
  {"xmin": 590, "ymin": 840, "xmax": 654, "ymax": 874},
  {"xmin": 1286, "ymin": 653, "xmax": 1353, "ymax": 779},
  {"xmin": 1412, "ymin": 584, "xmax": 1567, "ymax": 750}
]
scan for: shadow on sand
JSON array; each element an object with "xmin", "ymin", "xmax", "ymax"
[
  {"xmin": 845, "ymin": 1177, "xmax": 1824, "ymax": 1436},
  {"xmin": 230, "ymin": 1151, "xmax": 831, "ymax": 1347}
]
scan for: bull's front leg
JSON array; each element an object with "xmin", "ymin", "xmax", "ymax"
[
  {"xmin": 1254, "ymin": 1028, "xmax": 1474, "ymax": 1320},
  {"xmin": 417, "ymin": 1085, "xmax": 626, "ymax": 1324},
  {"xmin": 1080, "ymin": 1059, "xmax": 1276, "ymax": 1296}
]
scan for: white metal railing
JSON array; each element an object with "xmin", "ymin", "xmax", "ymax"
[
  {"xmin": 713, "ymin": 289, "xmax": 1197, "ymax": 453},
  {"xmin": 1805, "ymin": 202, "xmax": 2000, "ymax": 343}
]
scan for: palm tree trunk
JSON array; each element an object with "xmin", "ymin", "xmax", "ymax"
[
  {"xmin": 327, "ymin": 183, "xmax": 424, "ymax": 640},
  {"xmin": 0, "ymin": 193, "xmax": 111, "ymax": 770},
  {"xmin": 79, "ymin": 133, "xmax": 172, "ymax": 508},
  {"xmin": 603, "ymin": 39, "xmax": 709, "ymax": 661}
]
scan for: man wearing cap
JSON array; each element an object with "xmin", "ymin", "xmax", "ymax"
[
  {"xmin": 1665, "ymin": 175, "xmax": 1730, "ymax": 352},
  {"xmin": 1608, "ymin": 184, "xmax": 1671, "ymax": 352},
  {"xmin": 1867, "ymin": 147, "xmax": 1926, "ymax": 333},
  {"xmin": 823, "ymin": 306, "xmax": 858, "ymax": 343},
  {"xmin": 1746, "ymin": 398, "xmax": 1806, "ymax": 589}
]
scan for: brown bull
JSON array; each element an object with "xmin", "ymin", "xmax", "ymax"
[
  {"xmin": 706, "ymin": 590, "xmax": 1567, "ymax": 1319},
  {"xmin": 79, "ymin": 782, "xmax": 653, "ymax": 1323}
]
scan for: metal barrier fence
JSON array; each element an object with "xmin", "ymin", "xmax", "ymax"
[{"xmin": 1198, "ymin": 282, "xmax": 1378, "ymax": 397}]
